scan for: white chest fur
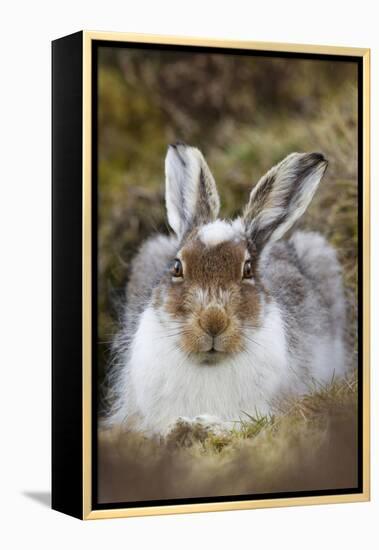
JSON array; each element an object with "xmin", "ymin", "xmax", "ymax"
[{"xmin": 124, "ymin": 301, "xmax": 290, "ymax": 434}]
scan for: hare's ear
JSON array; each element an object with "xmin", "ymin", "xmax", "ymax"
[
  {"xmin": 165, "ymin": 143, "xmax": 220, "ymax": 239},
  {"xmin": 243, "ymin": 152, "xmax": 327, "ymax": 249}
]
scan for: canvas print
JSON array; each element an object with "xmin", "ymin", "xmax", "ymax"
[{"xmin": 96, "ymin": 45, "xmax": 360, "ymax": 506}]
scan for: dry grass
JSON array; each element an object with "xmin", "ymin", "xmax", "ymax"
[{"xmin": 98, "ymin": 373, "xmax": 358, "ymax": 504}]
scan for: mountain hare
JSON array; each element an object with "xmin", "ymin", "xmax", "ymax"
[{"xmin": 106, "ymin": 143, "xmax": 346, "ymax": 435}]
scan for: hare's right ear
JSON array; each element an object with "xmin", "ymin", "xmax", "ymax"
[
  {"xmin": 165, "ymin": 143, "xmax": 220, "ymax": 239},
  {"xmin": 243, "ymin": 152, "xmax": 328, "ymax": 249}
]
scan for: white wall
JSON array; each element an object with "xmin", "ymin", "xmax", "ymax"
[{"xmin": 0, "ymin": 1, "xmax": 376, "ymax": 548}]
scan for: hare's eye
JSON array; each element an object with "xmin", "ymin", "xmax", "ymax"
[
  {"xmin": 171, "ymin": 259, "xmax": 183, "ymax": 278},
  {"xmin": 243, "ymin": 260, "xmax": 253, "ymax": 279}
]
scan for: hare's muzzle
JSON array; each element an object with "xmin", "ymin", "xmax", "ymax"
[{"xmin": 198, "ymin": 306, "xmax": 229, "ymax": 338}]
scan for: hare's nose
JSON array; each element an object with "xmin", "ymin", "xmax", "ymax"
[{"xmin": 199, "ymin": 307, "xmax": 228, "ymax": 337}]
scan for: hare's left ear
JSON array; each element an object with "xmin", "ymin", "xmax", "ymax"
[
  {"xmin": 165, "ymin": 143, "xmax": 220, "ymax": 239},
  {"xmin": 243, "ymin": 152, "xmax": 328, "ymax": 249}
]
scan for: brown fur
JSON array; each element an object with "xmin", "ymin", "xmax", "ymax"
[{"xmin": 161, "ymin": 234, "xmax": 262, "ymax": 359}]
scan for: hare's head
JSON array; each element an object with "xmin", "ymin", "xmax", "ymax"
[{"xmin": 152, "ymin": 143, "xmax": 327, "ymax": 365}]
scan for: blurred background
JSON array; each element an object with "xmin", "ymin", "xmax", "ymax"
[{"xmin": 97, "ymin": 45, "xmax": 358, "ymax": 386}]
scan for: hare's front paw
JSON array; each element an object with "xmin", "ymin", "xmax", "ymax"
[{"xmin": 165, "ymin": 415, "xmax": 230, "ymax": 447}]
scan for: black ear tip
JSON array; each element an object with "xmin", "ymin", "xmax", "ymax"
[
  {"xmin": 295, "ymin": 152, "xmax": 328, "ymax": 178},
  {"xmin": 167, "ymin": 142, "xmax": 188, "ymax": 166},
  {"xmin": 169, "ymin": 141, "xmax": 188, "ymax": 149},
  {"xmin": 309, "ymin": 152, "xmax": 328, "ymax": 165}
]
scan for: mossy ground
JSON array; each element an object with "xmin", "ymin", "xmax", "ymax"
[{"xmin": 99, "ymin": 374, "xmax": 357, "ymax": 503}]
